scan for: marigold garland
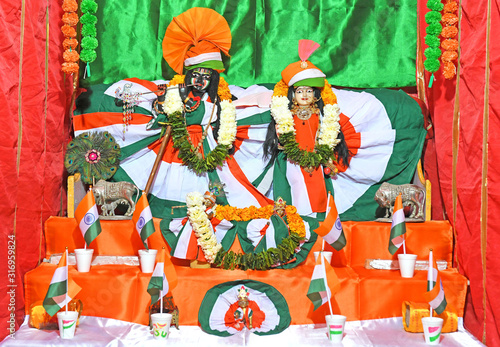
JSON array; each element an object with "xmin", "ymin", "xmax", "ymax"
[
  {"xmin": 168, "ymin": 74, "xmax": 232, "ymax": 102},
  {"xmin": 61, "ymin": 1, "xmax": 79, "ymax": 75},
  {"xmin": 441, "ymin": 0, "xmax": 459, "ymax": 80},
  {"xmin": 215, "ymin": 204, "xmax": 306, "ymax": 237}
]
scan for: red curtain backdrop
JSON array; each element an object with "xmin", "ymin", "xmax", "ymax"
[
  {"xmin": 418, "ymin": 0, "xmax": 500, "ymax": 345},
  {"xmin": 0, "ymin": 0, "xmax": 72, "ymax": 340}
]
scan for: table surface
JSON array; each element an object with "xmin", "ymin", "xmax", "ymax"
[{"xmin": 2, "ymin": 316, "xmax": 484, "ymax": 347}]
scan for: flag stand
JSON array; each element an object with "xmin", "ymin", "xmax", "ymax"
[{"xmin": 321, "ymin": 255, "xmax": 334, "ymax": 317}]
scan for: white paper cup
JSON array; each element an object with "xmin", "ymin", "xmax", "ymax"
[
  {"xmin": 422, "ymin": 317, "xmax": 444, "ymax": 345},
  {"xmin": 398, "ymin": 254, "xmax": 417, "ymax": 278},
  {"xmin": 151, "ymin": 313, "xmax": 172, "ymax": 340},
  {"xmin": 139, "ymin": 249, "xmax": 157, "ymax": 273},
  {"xmin": 57, "ymin": 310, "xmax": 78, "ymax": 339},
  {"xmin": 314, "ymin": 251, "xmax": 333, "ymax": 264},
  {"xmin": 75, "ymin": 248, "xmax": 94, "ymax": 272},
  {"xmin": 325, "ymin": 314, "xmax": 346, "ymax": 342}
]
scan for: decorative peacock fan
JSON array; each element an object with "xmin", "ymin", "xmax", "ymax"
[{"xmin": 64, "ymin": 131, "xmax": 121, "ymax": 184}]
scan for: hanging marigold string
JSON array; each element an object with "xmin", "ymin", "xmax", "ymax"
[
  {"xmin": 61, "ymin": 0, "xmax": 79, "ymax": 75},
  {"xmin": 79, "ymin": 0, "xmax": 99, "ymax": 78},
  {"xmin": 441, "ymin": 0, "xmax": 459, "ymax": 80},
  {"xmin": 424, "ymin": 0, "xmax": 444, "ymax": 87}
]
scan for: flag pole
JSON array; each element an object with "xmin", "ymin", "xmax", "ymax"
[
  {"xmin": 322, "ymin": 193, "xmax": 332, "ymax": 252},
  {"xmin": 160, "ymin": 290, "xmax": 163, "ymax": 314},
  {"xmin": 322, "ymin": 255, "xmax": 334, "ymax": 317},
  {"xmin": 429, "ymin": 249, "xmax": 433, "ymax": 317},
  {"xmin": 65, "ymin": 247, "xmax": 69, "ymax": 313}
]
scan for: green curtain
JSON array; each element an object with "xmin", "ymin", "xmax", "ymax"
[{"xmin": 85, "ymin": 0, "xmax": 416, "ymax": 88}]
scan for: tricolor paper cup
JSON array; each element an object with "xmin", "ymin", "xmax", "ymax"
[
  {"xmin": 422, "ymin": 317, "xmax": 443, "ymax": 345},
  {"xmin": 314, "ymin": 251, "xmax": 333, "ymax": 264},
  {"xmin": 398, "ymin": 254, "xmax": 417, "ymax": 278},
  {"xmin": 151, "ymin": 313, "xmax": 172, "ymax": 340},
  {"xmin": 57, "ymin": 310, "xmax": 78, "ymax": 339},
  {"xmin": 325, "ymin": 314, "xmax": 346, "ymax": 342},
  {"xmin": 75, "ymin": 248, "xmax": 94, "ymax": 273},
  {"xmin": 139, "ymin": 249, "xmax": 157, "ymax": 273}
]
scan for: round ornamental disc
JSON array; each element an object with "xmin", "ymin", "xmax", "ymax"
[{"xmin": 198, "ymin": 280, "xmax": 291, "ymax": 337}]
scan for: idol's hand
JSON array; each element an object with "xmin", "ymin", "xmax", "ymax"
[
  {"xmin": 157, "ymin": 84, "xmax": 167, "ymax": 102},
  {"xmin": 178, "ymin": 83, "xmax": 189, "ymax": 102}
]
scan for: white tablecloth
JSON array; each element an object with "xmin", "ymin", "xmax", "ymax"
[{"xmin": 2, "ymin": 316, "xmax": 484, "ymax": 346}]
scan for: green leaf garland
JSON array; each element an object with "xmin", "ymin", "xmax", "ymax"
[
  {"xmin": 424, "ymin": 0, "xmax": 444, "ymax": 80},
  {"xmin": 168, "ymin": 110, "xmax": 232, "ymax": 174},
  {"xmin": 213, "ymin": 232, "xmax": 304, "ymax": 271},
  {"xmin": 80, "ymin": 0, "xmax": 98, "ymax": 76},
  {"xmin": 279, "ymin": 132, "xmax": 335, "ymax": 170}
]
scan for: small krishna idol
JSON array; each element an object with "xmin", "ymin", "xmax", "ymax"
[{"xmin": 264, "ymin": 40, "xmax": 350, "ymax": 216}]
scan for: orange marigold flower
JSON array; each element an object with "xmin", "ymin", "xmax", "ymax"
[
  {"xmin": 273, "ymin": 80, "xmax": 289, "ymax": 97},
  {"xmin": 63, "ymin": 38, "xmax": 78, "ymax": 50},
  {"xmin": 62, "ymin": 12, "xmax": 79, "ymax": 26},
  {"xmin": 441, "ymin": 13, "xmax": 458, "ymax": 26},
  {"xmin": 441, "ymin": 39, "xmax": 458, "ymax": 51},
  {"xmin": 168, "ymin": 74, "xmax": 185, "ymax": 87},
  {"xmin": 61, "ymin": 24, "xmax": 76, "ymax": 38},
  {"xmin": 441, "ymin": 26, "xmax": 458, "ymax": 39},
  {"xmin": 441, "ymin": 50, "xmax": 458, "ymax": 62},
  {"xmin": 321, "ymin": 80, "xmax": 338, "ymax": 105},
  {"xmin": 442, "ymin": 61, "xmax": 456, "ymax": 80},
  {"xmin": 62, "ymin": 0, "xmax": 78, "ymax": 12},
  {"xmin": 218, "ymin": 77, "xmax": 232, "ymax": 101},
  {"xmin": 62, "ymin": 62, "xmax": 79, "ymax": 74},
  {"xmin": 443, "ymin": 1, "xmax": 458, "ymax": 13},
  {"xmin": 63, "ymin": 49, "xmax": 80, "ymax": 62}
]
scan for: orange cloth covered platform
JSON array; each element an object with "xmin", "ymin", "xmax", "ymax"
[{"xmin": 26, "ymin": 217, "xmax": 467, "ymax": 325}]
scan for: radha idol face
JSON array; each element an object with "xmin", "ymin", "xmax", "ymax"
[
  {"xmin": 190, "ymin": 68, "xmax": 212, "ymax": 92},
  {"xmin": 294, "ymin": 86, "xmax": 315, "ymax": 106}
]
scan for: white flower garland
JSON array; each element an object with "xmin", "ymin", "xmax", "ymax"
[
  {"xmin": 186, "ymin": 192, "xmax": 222, "ymax": 263},
  {"xmin": 217, "ymin": 99, "xmax": 237, "ymax": 146},
  {"xmin": 270, "ymin": 95, "xmax": 341, "ymax": 149},
  {"xmin": 165, "ymin": 89, "xmax": 237, "ymax": 147}
]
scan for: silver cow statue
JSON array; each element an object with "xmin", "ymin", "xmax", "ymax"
[
  {"xmin": 374, "ymin": 182, "xmax": 425, "ymax": 221},
  {"xmin": 93, "ymin": 180, "xmax": 139, "ymax": 217}
]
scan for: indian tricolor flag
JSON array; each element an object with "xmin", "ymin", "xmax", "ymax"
[
  {"xmin": 388, "ymin": 193, "xmax": 406, "ymax": 255},
  {"xmin": 314, "ymin": 194, "xmax": 346, "ymax": 251},
  {"xmin": 423, "ymin": 249, "xmax": 447, "ymax": 314},
  {"xmin": 132, "ymin": 193, "xmax": 155, "ymax": 249},
  {"xmin": 147, "ymin": 248, "xmax": 178, "ymax": 304},
  {"xmin": 43, "ymin": 251, "xmax": 82, "ymax": 317},
  {"xmin": 75, "ymin": 189, "xmax": 102, "ymax": 246},
  {"xmin": 307, "ymin": 255, "xmax": 341, "ymax": 311}
]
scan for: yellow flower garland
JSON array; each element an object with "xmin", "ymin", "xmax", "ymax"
[
  {"xmin": 215, "ymin": 204, "xmax": 306, "ymax": 238},
  {"xmin": 168, "ymin": 74, "xmax": 232, "ymax": 102},
  {"xmin": 272, "ymin": 79, "xmax": 337, "ymax": 105}
]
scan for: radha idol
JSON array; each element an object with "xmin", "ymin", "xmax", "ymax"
[{"xmin": 263, "ymin": 40, "xmax": 350, "ymax": 216}]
